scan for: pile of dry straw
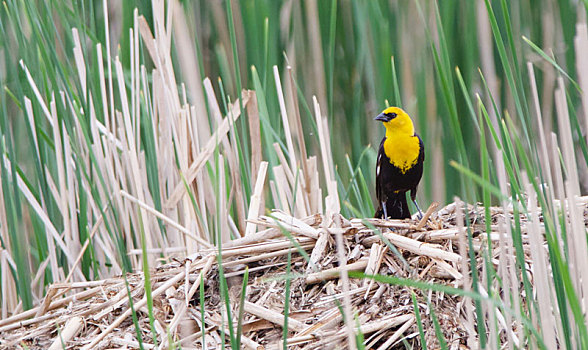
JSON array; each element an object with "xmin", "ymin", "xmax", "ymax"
[{"xmin": 0, "ymin": 200, "xmax": 547, "ymax": 349}]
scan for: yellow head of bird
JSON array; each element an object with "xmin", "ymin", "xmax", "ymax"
[{"xmin": 374, "ymin": 107, "xmax": 415, "ymax": 135}]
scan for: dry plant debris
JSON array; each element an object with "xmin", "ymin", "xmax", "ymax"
[{"xmin": 2, "ymin": 200, "xmax": 587, "ymax": 350}]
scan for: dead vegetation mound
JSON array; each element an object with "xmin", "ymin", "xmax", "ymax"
[{"xmin": 0, "ymin": 202, "xmax": 551, "ymax": 349}]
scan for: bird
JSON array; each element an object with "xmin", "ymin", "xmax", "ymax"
[{"xmin": 373, "ymin": 106, "xmax": 424, "ymax": 219}]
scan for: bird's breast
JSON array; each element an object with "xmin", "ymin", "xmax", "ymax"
[{"xmin": 383, "ymin": 135, "xmax": 420, "ymax": 174}]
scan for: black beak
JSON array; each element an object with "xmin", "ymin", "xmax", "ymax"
[{"xmin": 374, "ymin": 113, "xmax": 390, "ymax": 122}]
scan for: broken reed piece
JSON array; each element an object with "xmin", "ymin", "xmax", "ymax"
[
  {"xmin": 222, "ymin": 243, "xmax": 315, "ymax": 269},
  {"xmin": 226, "ymin": 213, "xmax": 322, "ymax": 248},
  {"xmin": 413, "ymin": 227, "xmax": 461, "ymax": 241},
  {"xmin": 363, "ymin": 230, "xmax": 462, "ymax": 263},
  {"xmin": 306, "ymin": 228, "xmax": 330, "ymax": 274},
  {"xmin": 209, "ymin": 237, "xmax": 315, "ymax": 259},
  {"xmin": 48, "ymin": 316, "xmax": 84, "ymax": 350},
  {"xmin": 306, "ymin": 259, "xmax": 369, "ymax": 284},
  {"xmin": 0, "ymin": 285, "xmax": 114, "ymax": 332},
  {"xmin": 363, "ymin": 244, "xmax": 387, "ymax": 299},
  {"xmin": 252, "ymin": 218, "xmax": 319, "ymax": 240},
  {"xmin": 243, "ymin": 301, "xmax": 305, "ymax": 332},
  {"xmin": 375, "ymin": 315, "xmax": 416, "ymax": 350},
  {"xmin": 351, "ymin": 218, "xmax": 415, "ymax": 230},
  {"xmin": 35, "ymin": 287, "xmax": 58, "ymax": 318},
  {"xmin": 415, "ymin": 201, "xmax": 439, "ymax": 230},
  {"xmin": 310, "ymin": 314, "xmax": 415, "ymax": 347},
  {"xmin": 245, "ymin": 161, "xmax": 269, "ymax": 236}
]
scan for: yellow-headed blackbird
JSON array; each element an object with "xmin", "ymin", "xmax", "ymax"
[{"xmin": 374, "ymin": 107, "xmax": 424, "ymax": 219}]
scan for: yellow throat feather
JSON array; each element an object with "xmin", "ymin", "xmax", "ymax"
[{"xmin": 380, "ymin": 107, "xmax": 420, "ymax": 174}]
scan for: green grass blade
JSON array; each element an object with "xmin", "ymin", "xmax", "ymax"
[
  {"xmin": 412, "ymin": 293, "xmax": 427, "ymax": 350},
  {"xmin": 282, "ymin": 249, "xmax": 292, "ymax": 350}
]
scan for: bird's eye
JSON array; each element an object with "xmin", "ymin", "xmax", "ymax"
[{"xmin": 387, "ymin": 112, "xmax": 397, "ymax": 118}]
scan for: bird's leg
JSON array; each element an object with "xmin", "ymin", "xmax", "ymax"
[
  {"xmin": 382, "ymin": 201, "xmax": 388, "ymax": 220},
  {"xmin": 413, "ymin": 199, "xmax": 423, "ymax": 220}
]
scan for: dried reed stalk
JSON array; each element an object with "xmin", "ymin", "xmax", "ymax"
[
  {"xmin": 244, "ymin": 301, "xmax": 305, "ymax": 332},
  {"xmin": 166, "ymin": 92, "xmax": 252, "ymax": 208},
  {"xmin": 306, "ymin": 259, "xmax": 368, "ymax": 285},
  {"xmin": 47, "ymin": 316, "xmax": 83, "ymax": 350},
  {"xmin": 363, "ymin": 230, "xmax": 461, "ymax": 263}
]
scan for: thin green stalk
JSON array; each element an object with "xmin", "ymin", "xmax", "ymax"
[
  {"xmin": 282, "ymin": 249, "xmax": 292, "ymax": 350},
  {"xmin": 138, "ymin": 210, "xmax": 158, "ymax": 347},
  {"xmin": 123, "ymin": 273, "xmax": 145, "ymax": 350},
  {"xmin": 236, "ymin": 267, "xmax": 249, "ymax": 349},
  {"xmin": 200, "ymin": 274, "xmax": 206, "ymax": 347},
  {"xmin": 412, "ymin": 293, "xmax": 427, "ymax": 350},
  {"xmin": 429, "ymin": 301, "xmax": 448, "ymax": 350},
  {"xmin": 326, "ymin": 0, "xmax": 337, "ymax": 118}
]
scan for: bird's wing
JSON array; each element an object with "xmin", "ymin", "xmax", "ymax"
[
  {"xmin": 375, "ymin": 137, "xmax": 386, "ymax": 203},
  {"xmin": 417, "ymin": 134, "xmax": 425, "ymax": 162},
  {"xmin": 409, "ymin": 133, "xmax": 425, "ymax": 199}
]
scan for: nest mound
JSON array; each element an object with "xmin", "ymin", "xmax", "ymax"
[{"xmin": 0, "ymin": 203, "xmax": 542, "ymax": 349}]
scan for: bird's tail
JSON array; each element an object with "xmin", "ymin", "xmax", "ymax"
[{"xmin": 374, "ymin": 192, "xmax": 411, "ymax": 219}]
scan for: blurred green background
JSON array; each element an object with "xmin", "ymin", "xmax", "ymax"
[{"xmin": 3, "ymin": 0, "xmax": 586, "ymax": 210}]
